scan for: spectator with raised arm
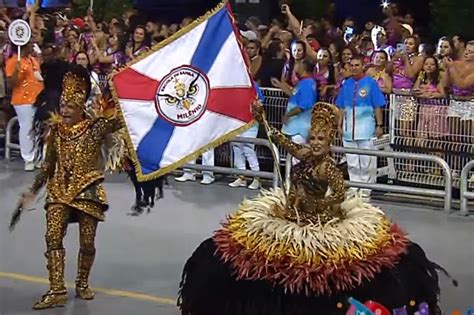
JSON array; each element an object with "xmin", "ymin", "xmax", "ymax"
[
  {"xmin": 444, "ymin": 42, "xmax": 474, "ymax": 143},
  {"xmin": 256, "ymin": 39, "xmax": 285, "ymax": 87},
  {"xmin": 281, "ymin": 4, "xmax": 319, "ymax": 61},
  {"xmin": 415, "ymin": 56, "xmax": 448, "ymax": 165},
  {"xmin": 392, "ymin": 35, "xmax": 424, "ymax": 138},
  {"xmin": 281, "ymin": 40, "xmax": 307, "ymax": 86}
]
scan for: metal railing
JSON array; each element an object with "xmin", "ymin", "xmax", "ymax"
[
  {"xmin": 5, "ymin": 117, "xmax": 19, "ymax": 160},
  {"xmin": 285, "ymin": 146, "xmax": 453, "ymax": 213},
  {"xmin": 260, "ymin": 88, "xmax": 472, "ymax": 191},
  {"xmin": 183, "ymin": 137, "xmax": 281, "ymax": 188},
  {"xmin": 389, "ymin": 94, "xmax": 473, "ymax": 189},
  {"xmin": 460, "ymin": 161, "xmax": 474, "ymax": 216},
  {"xmin": 0, "ymin": 129, "xmax": 5, "ymax": 154}
]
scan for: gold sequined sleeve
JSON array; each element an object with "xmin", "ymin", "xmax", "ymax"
[
  {"xmin": 269, "ymin": 127, "xmax": 305, "ymax": 157},
  {"xmin": 29, "ymin": 128, "xmax": 57, "ymax": 194},
  {"xmin": 92, "ymin": 117, "xmax": 124, "ymax": 140},
  {"xmin": 312, "ymin": 159, "xmax": 346, "ymax": 208}
]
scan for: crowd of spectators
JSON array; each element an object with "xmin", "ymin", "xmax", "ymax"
[
  {"xmin": 0, "ymin": 1, "xmax": 472, "ymax": 183},
  {"xmin": 0, "ymin": 2, "xmax": 472, "ymax": 128}
]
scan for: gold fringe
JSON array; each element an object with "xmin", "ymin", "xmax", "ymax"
[{"xmin": 108, "ymin": 1, "xmax": 256, "ymax": 182}]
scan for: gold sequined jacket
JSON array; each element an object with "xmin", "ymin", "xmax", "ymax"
[
  {"xmin": 270, "ymin": 128, "xmax": 346, "ymax": 224},
  {"xmin": 30, "ymin": 117, "xmax": 122, "ymax": 221}
]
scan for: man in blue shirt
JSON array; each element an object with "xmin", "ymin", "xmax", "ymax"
[
  {"xmin": 336, "ymin": 55, "xmax": 385, "ymax": 198},
  {"xmin": 271, "ymin": 58, "xmax": 317, "ymax": 163}
]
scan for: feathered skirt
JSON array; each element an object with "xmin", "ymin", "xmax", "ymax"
[{"xmin": 178, "ymin": 189, "xmax": 443, "ymax": 315}]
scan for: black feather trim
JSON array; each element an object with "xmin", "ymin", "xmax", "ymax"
[
  {"xmin": 178, "ymin": 239, "xmax": 444, "ymax": 315},
  {"xmin": 9, "ymin": 203, "xmax": 23, "ymax": 232}
]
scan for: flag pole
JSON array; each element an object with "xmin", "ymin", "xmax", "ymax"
[{"xmin": 259, "ymin": 111, "xmax": 300, "ymax": 224}]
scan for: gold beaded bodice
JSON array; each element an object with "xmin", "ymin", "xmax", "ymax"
[
  {"xmin": 270, "ymin": 129, "xmax": 346, "ymax": 225},
  {"xmin": 30, "ymin": 117, "xmax": 121, "ymax": 205}
]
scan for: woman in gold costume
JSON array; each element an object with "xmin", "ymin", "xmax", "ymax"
[
  {"xmin": 178, "ymin": 102, "xmax": 447, "ymax": 315},
  {"xmin": 17, "ymin": 65, "xmax": 123, "ymax": 310}
]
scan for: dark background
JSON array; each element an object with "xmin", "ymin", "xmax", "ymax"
[
  {"xmin": 131, "ymin": 0, "xmax": 432, "ymax": 27},
  {"xmin": 1, "ymin": 0, "xmax": 472, "ymax": 39},
  {"xmin": 130, "ymin": 0, "xmax": 472, "ymax": 39}
]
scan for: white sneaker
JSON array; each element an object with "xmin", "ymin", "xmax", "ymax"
[
  {"xmin": 175, "ymin": 173, "xmax": 196, "ymax": 182},
  {"xmin": 346, "ymin": 187, "xmax": 359, "ymax": 198},
  {"xmin": 24, "ymin": 161, "xmax": 35, "ymax": 172},
  {"xmin": 200, "ymin": 175, "xmax": 215, "ymax": 185},
  {"xmin": 229, "ymin": 178, "xmax": 247, "ymax": 188},
  {"xmin": 360, "ymin": 189, "xmax": 372, "ymax": 198},
  {"xmin": 248, "ymin": 178, "xmax": 261, "ymax": 190}
]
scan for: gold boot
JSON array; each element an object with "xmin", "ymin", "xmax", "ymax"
[
  {"xmin": 33, "ymin": 249, "xmax": 68, "ymax": 310},
  {"xmin": 75, "ymin": 251, "xmax": 95, "ymax": 300}
]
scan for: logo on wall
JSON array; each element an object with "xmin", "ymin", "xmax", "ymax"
[{"xmin": 156, "ymin": 66, "xmax": 210, "ymax": 126}]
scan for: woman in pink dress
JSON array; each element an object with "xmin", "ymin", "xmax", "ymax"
[
  {"xmin": 366, "ymin": 50, "xmax": 392, "ymax": 131},
  {"xmin": 333, "ymin": 46, "xmax": 355, "ymax": 95},
  {"xmin": 444, "ymin": 51, "xmax": 474, "ymax": 143},
  {"xmin": 313, "ymin": 48, "xmax": 336, "ymax": 101},
  {"xmin": 281, "ymin": 40, "xmax": 306, "ymax": 86},
  {"xmin": 126, "ymin": 25, "xmax": 150, "ymax": 60},
  {"xmin": 392, "ymin": 36, "xmax": 424, "ymax": 138},
  {"xmin": 366, "ymin": 50, "xmax": 393, "ymax": 94},
  {"xmin": 413, "ymin": 56, "xmax": 448, "ymax": 175},
  {"xmin": 435, "ymin": 36, "xmax": 455, "ymax": 71}
]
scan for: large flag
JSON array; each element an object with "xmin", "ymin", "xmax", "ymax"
[{"xmin": 112, "ymin": 2, "xmax": 256, "ymax": 181}]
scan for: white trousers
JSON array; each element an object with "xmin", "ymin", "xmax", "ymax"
[
  {"xmin": 184, "ymin": 149, "xmax": 215, "ymax": 177},
  {"xmin": 343, "ymin": 140, "xmax": 377, "ymax": 194},
  {"xmin": 231, "ymin": 142, "xmax": 260, "ymax": 172},
  {"xmin": 13, "ymin": 104, "xmax": 36, "ymax": 163},
  {"xmin": 291, "ymin": 134, "xmax": 306, "ymax": 165}
]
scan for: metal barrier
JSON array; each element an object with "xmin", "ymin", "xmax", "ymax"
[
  {"xmin": 0, "ymin": 129, "xmax": 5, "ymax": 154},
  {"xmin": 260, "ymin": 88, "xmax": 472, "ymax": 191},
  {"xmin": 183, "ymin": 137, "xmax": 281, "ymax": 188},
  {"xmin": 285, "ymin": 146, "xmax": 453, "ymax": 212},
  {"xmin": 389, "ymin": 94, "xmax": 473, "ymax": 189},
  {"xmin": 460, "ymin": 161, "xmax": 474, "ymax": 216},
  {"xmin": 5, "ymin": 117, "xmax": 19, "ymax": 160}
]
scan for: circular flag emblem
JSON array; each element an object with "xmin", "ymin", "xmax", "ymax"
[{"xmin": 156, "ymin": 66, "xmax": 210, "ymax": 126}]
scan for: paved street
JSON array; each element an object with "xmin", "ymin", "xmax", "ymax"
[{"xmin": 1, "ymin": 161, "xmax": 473, "ymax": 314}]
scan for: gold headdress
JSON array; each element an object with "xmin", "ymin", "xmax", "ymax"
[
  {"xmin": 60, "ymin": 71, "xmax": 89, "ymax": 109},
  {"xmin": 311, "ymin": 102, "xmax": 339, "ymax": 143}
]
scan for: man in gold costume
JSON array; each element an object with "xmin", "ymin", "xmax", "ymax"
[{"xmin": 19, "ymin": 65, "xmax": 123, "ymax": 310}]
